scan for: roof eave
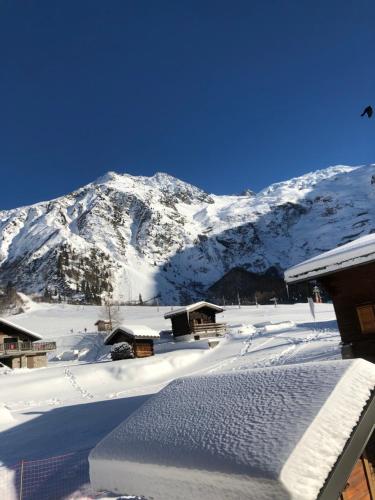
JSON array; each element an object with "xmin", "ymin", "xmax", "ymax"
[
  {"xmin": 318, "ymin": 391, "xmax": 375, "ymax": 500},
  {"xmin": 285, "ymin": 257, "xmax": 375, "ymax": 285},
  {"xmin": 0, "ymin": 319, "xmax": 43, "ymax": 341},
  {"xmin": 104, "ymin": 327, "xmax": 159, "ymax": 344},
  {"xmin": 164, "ymin": 303, "xmax": 224, "ymax": 319}
]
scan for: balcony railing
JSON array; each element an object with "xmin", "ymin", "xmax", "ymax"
[
  {"xmin": 0, "ymin": 341, "xmax": 56, "ymax": 355},
  {"xmin": 191, "ymin": 322, "xmax": 227, "ymax": 338}
]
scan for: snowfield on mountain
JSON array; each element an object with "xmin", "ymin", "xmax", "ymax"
[{"xmin": 1, "ymin": 164, "xmax": 375, "ymax": 303}]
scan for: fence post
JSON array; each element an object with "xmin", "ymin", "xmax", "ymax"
[{"xmin": 19, "ymin": 460, "xmax": 24, "ymax": 500}]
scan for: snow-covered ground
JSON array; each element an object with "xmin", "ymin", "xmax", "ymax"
[{"xmin": 0, "ymin": 300, "xmax": 340, "ymax": 497}]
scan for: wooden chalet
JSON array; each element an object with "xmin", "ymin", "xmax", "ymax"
[
  {"xmin": 104, "ymin": 325, "xmax": 160, "ymax": 358},
  {"xmin": 164, "ymin": 301, "xmax": 226, "ymax": 339},
  {"xmin": 95, "ymin": 320, "xmax": 112, "ymax": 332},
  {"xmin": 0, "ymin": 318, "xmax": 56, "ymax": 369},
  {"xmin": 285, "ymin": 234, "xmax": 375, "ymax": 362}
]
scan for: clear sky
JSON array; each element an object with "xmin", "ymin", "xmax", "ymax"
[{"xmin": 0, "ymin": 0, "xmax": 374, "ymax": 209}]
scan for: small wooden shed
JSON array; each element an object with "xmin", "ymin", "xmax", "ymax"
[
  {"xmin": 95, "ymin": 320, "xmax": 112, "ymax": 332},
  {"xmin": 104, "ymin": 325, "xmax": 160, "ymax": 358},
  {"xmin": 164, "ymin": 301, "xmax": 226, "ymax": 339},
  {"xmin": 285, "ymin": 234, "xmax": 375, "ymax": 362}
]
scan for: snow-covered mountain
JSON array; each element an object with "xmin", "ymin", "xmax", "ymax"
[{"xmin": 1, "ymin": 164, "xmax": 375, "ymax": 304}]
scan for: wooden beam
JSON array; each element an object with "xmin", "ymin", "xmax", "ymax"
[{"xmin": 363, "ymin": 452, "xmax": 375, "ymax": 500}]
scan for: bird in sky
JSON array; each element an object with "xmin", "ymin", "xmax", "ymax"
[{"xmin": 361, "ymin": 105, "xmax": 373, "ymax": 118}]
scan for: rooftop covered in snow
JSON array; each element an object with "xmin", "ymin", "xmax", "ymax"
[
  {"xmin": 0, "ymin": 317, "xmax": 43, "ymax": 341},
  {"xmin": 89, "ymin": 359, "xmax": 375, "ymax": 500},
  {"xmin": 285, "ymin": 233, "xmax": 375, "ymax": 284},
  {"xmin": 104, "ymin": 324, "xmax": 160, "ymax": 344},
  {"xmin": 164, "ymin": 301, "xmax": 224, "ymax": 319}
]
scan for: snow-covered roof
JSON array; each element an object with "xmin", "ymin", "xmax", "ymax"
[
  {"xmin": 285, "ymin": 232, "xmax": 375, "ymax": 283},
  {"xmin": 164, "ymin": 301, "xmax": 224, "ymax": 319},
  {"xmin": 104, "ymin": 324, "xmax": 160, "ymax": 344},
  {"xmin": 0, "ymin": 317, "xmax": 42, "ymax": 341},
  {"xmin": 89, "ymin": 359, "xmax": 375, "ymax": 500}
]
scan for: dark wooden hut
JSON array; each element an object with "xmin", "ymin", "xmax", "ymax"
[
  {"xmin": 164, "ymin": 301, "xmax": 226, "ymax": 339},
  {"xmin": 104, "ymin": 325, "xmax": 160, "ymax": 358},
  {"xmin": 0, "ymin": 318, "xmax": 56, "ymax": 369},
  {"xmin": 95, "ymin": 320, "xmax": 112, "ymax": 332},
  {"xmin": 285, "ymin": 234, "xmax": 375, "ymax": 362}
]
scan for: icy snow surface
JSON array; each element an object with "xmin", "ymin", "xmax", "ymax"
[
  {"xmin": 285, "ymin": 232, "xmax": 375, "ymax": 283},
  {"xmin": 90, "ymin": 359, "xmax": 375, "ymax": 500}
]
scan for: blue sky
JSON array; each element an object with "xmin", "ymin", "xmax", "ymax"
[{"xmin": 0, "ymin": 0, "xmax": 374, "ymax": 209}]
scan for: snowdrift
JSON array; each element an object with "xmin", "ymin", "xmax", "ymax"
[{"xmin": 89, "ymin": 359, "xmax": 375, "ymax": 500}]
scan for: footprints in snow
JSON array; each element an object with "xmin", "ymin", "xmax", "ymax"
[{"xmin": 64, "ymin": 367, "xmax": 94, "ymax": 400}]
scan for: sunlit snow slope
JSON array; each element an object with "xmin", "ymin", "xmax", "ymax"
[{"xmin": 1, "ymin": 164, "xmax": 374, "ymax": 303}]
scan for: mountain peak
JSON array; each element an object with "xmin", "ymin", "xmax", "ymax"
[
  {"xmin": 94, "ymin": 171, "xmax": 123, "ymax": 185},
  {"xmin": 152, "ymin": 171, "xmax": 177, "ymax": 181},
  {"xmin": 1, "ymin": 163, "xmax": 374, "ymax": 305}
]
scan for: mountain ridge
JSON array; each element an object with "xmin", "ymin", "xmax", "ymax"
[{"xmin": 0, "ymin": 164, "xmax": 374, "ymax": 304}]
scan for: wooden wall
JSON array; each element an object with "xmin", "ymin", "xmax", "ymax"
[
  {"xmin": 0, "ymin": 354, "xmax": 47, "ymax": 369},
  {"xmin": 169, "ymin": 307, "xmax": 219, "ymax": 337},
  {"xmin": 133, "ymin": 341, "xmax": 154, "ymax": 358},
  {"xmin": 189, "ymin": 308, "xmax": 217, "ymax": 325},
  {"xmin": 171, "ymin": 314, "xmax": 190, "ymax": 337},
  {"xmin": 27, "ymin": 354, "xmax": 48, "ymax": 368},
  {"xmin": 320, "ymin": 262, "xmax": 375, "ymax": 345},
  {"xmin": 340, "ymin": 448, "xmax": 375, "ymax": 499},
  {"xmin": 0, "ymin": 323, "xmax": 36, "ymax": 343}
]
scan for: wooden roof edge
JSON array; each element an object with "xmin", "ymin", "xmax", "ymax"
[
  {"xmin": 285, "ymin": 256, "xmax": 375, "ymax": 285},
  {"xmin": 0, "ymin": 317, "xmax": 43, "ymax": 341},
  {"xmin": 318, "ymin": 389, "xmax": 375, "ymax": 500},
  {"xmin": 104, "ymin": 325, "xmax": 160, "ymax": 344},
  {"xmin": 164, "ymin": 301, "xmax": 224, "ymax": 319}
]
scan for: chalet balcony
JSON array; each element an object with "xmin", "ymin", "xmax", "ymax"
[
  {"xmin": 191, "ymin": 322, "xmax": 227, "ymax": 339},
  {"xmin": 0, "ymin": 341, "xmax": 56, "ymax": 356}
]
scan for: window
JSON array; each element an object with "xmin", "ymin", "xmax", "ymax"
[{"xmin": 356, "ymin": 305, "xmax": 375, "ymax": 334}]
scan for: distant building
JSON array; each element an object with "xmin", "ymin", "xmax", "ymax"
[
  {"xmin": 104, "ymin": 325, "xmax": 160, "ymax": 358},
  {"xmin": 95, "ymin": 320, "xmax": 112, "ymax": 332},
  {"xmin": 0, "ymin": 318, "xmax": 56, "ymax": 369},
  {"xmin": 164, "ymin": 301, "xmax": 226, "ymax": 339},
  {"xmin": 285, "ymin": 234, "xmax": 375, "ymax": 362}
]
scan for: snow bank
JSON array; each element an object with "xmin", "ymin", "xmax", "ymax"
[
  {"xmin": 89, "ymin": 359, "xmax": 375, "ymax": 500},
  {"xmin": 1, "ymin": 349, "xmax": 208, "ymax": 409},
  {"xmin": 53, "ymin": 350, "xmax": 78, "ymax": 361},
  {"xmin": 228, "ymin": 323, "xmax": 256, "ymax": 335},
  {"xmin": 0, "ymin": 406, "xmax": 15, "ymax": 429},
  {"xmin": 0, "ymin": 468, "xmax": 17, "ymax": 500},
  {"xmin": 262, "ymin": 321, "xmax": 296, "ymax": 333}
]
